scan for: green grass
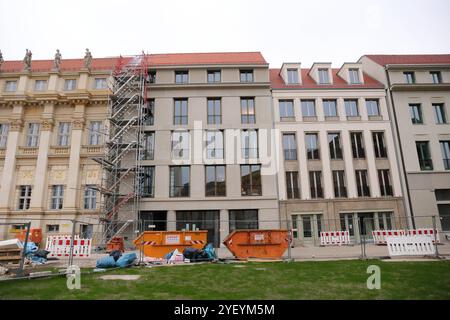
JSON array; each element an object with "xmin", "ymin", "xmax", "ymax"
[{"xmin": 0, "ymin": 260, "xmax": 449, "ymax": 299}]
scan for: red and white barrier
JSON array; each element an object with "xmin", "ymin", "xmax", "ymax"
[
  {"xmin": 372, "ymin": 230, "xmax": 406, "ymax": 245},
  {"xmin": 407, "ymin": 229, "xmax": 440, "ymax": 243},
  {"xmin": 320, "ymin": 231, "xmax": 351, "ymax": 246},
  {"xmin": 45, "ymin": 235, "xmax": 92, "ymax": 257},
  {"xmin": 386, "ymin": 235, "xmax": 436, "ymax": 256}
]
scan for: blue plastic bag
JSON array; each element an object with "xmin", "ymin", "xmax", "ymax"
[
  {"xmin": 115, "ymin": 252, "xmax": 137, "ymax": 268},
  {"xmin": 204, "ymin": 243, "xmax": 216, "ymax": 260},
  {"xmin": 24, "ymin": 242, "xmax": 38, "ymax": 255},
  {"xmin": 96, "ymin": 256, "xmax": 117, "ymax": 268}
]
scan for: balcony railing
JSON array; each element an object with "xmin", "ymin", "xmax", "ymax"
[
  {"xmin": 18, "ymin": 146, "xmax": 38, "ymax": 156},
  {"xmin": 81, "ymin": 145, "xmax": 105, "ymax": 156},
  {"xmin": 50, "ymin": 146, "xmax": 70, "ymax": 156}
]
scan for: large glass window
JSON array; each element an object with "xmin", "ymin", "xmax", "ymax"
[
  {"xmin": 144, "ymin": 132, "xmax": 155, "ymax": 160},
  {"xmin": 26, "ymin": 123, "xmax": 40, "ymax": 147},
  {"xmin": 229, "ymin": 210, "xmax": 258, "ymax": 232},
  {"xmin": 355, "ymin": 170, "xmax": 370, "ymax": 197},
  {"xmin": 286, "ymin": 171, "xmax": 300, "ymax": 199},
  {"xmin": 241, "ymin": 165, "xmax": 261, "ymax": 196},
  {"xmin": 0, "ymin": 123, "xmax": 9, "ymax": 148},
  {"xmin": 409, "ymin": 104, "xmax": 423, "ymax": 124},
  {"xmin": 207, "ymin": 98, "xmax": 221, "ymax": 124},
  {"xmin": 88, "ymin": 121, "xmax": 102, "ymax": 145},
  {"xmin": 323, "ymin": 99, "xmax": 337, "ymax": 117},
  {"xmin": 57, "ymin": 122, "xmax": 71, "ymax": 146},
  {"xmin": 373, "ymin": 132, "xmax": 387, "ymax": 158},
  {"xmin": 143, "ymin": 99, "xmax": 155, "ymax": 126},
  {"xmin": 433, "ymin": 103, "xmax": 447, "ymax": 124},
  {"xmin": 328, "ymin": 132, "xmax": 342, "ymax": 159},
  {"xmin": 174, "ymin": 99, "xmax": 188, "ymax": 125},
  {"xmin": 171, "ymin": 131, "xmax": 190, "ymax": 160},
  {"xmin": 440, "ymin": 141, "xmax": 450, "ymax": 170},
  {"xmin": 279, "ymin": 100, "xmax": 295, "ymax": 121},
  {"xmin": 416, "ymin": 141, "xmax": 433, "ymax": 170},
  {"xmin": 378, "ymin": 169, "xmax": 393, "ymax": 196},
  {"xmin": 51, "ymin": 185, "xmax": 64, "ymax": 210},
  {"xmin": 282, "ymin": 133, "xmax": 297, "ymax": 160},
  {"xmin": 176, "ymin": 211, "xmax": 219, "ymax": 247},
  {"xmin": 366, "ymin": 99, "xmax": 380, "ymax": 117},
  {"xmin": 305, "ymin": 133, "xmax": 320, "ymax": 160},
  {"xmin": 241, "ymin": 129, "xmax": 258, "ymax": 159},
  {"xmin": 18, "ymin": 185, "xmax": 32, "ymax": 210},
  {"xmin": 206, "ymin": 130, "xmax": 224, "ymax": 159},
  {"xmin": 170, "ymin": 166, "xmax": 190, "ymax": 197},
  {"xmin": 241, "ymin": 98, "xmax": 255, "ymax": 124},
  {"xmin": 345, "ymin": 99, "xmax": 359, "ymax": 117},
  {"xmin": 175, "ymin": 71, "xmax": 189, "ymax": 83},
  {"xmin": 205, "ymin": 165, "xmax": 226, "ymax": 197},
  {"xmin": 333, "ymin": 170, "xmax": 347, "ymax": 198},
  {"xmin": 301, "ymin": 100, "xmax": 316, "ymax": 117},
  {"xmin": 350, "ymin": 132, "xmax": 365, "ymax": 159},
  {"xmin": 84, "ymin": 185, "xmax": 97, "ymax": 210},
  {"xmin": 139, "ymin": 166, "xmax": 155, "ymax": 197},
  {"xmin": 309, "ymin": 171, "xmax": 323, "ymax": 198}
]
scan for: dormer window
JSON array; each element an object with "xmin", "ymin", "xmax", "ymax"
[
  {"xmin": 175, "ymin": 71, "xmax": 189, "ymax": 84},
  {"xmin": 403, "ymin": 72, "xmax": 415, "ymax": 84},
  {"xmin": 287, "ymin": 69, "xmax": 299, "ymax": 84},
  {"xmin": 318, "ymin": 68, "xmax": 330, "ymax": 84},
  {"xmin": 348, "ymin": 69, "xmax": 360, "ymax": 84},
  {"xmin": 430, "ymin": 71, "xmax": 442, "ymax": 84}
]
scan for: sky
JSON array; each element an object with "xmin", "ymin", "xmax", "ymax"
[{"xmin": 1, "ymin": 0, "xmax": 450, "ymax": 68}]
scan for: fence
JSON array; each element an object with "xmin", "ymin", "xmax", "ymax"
[{"xmin": 0, "ymin": 214, "xmax": 449, "ymax": 278}]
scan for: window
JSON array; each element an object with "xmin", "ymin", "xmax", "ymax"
[
  {"xmin": 241, "ymin": 129, "xmax": 258, "ymax": 159},
  {"xmin": 57, "ymin": 122, "xmax": 71, "ymax": 146},
  {"xmin": 144, "ymin": 99, "xmax": 155, "ymax": 125},
  {"xmin": 241, "ymin": 97, "xmax": 255, "ymax": 124},
  {"xmin": 323, "ymin": 99, "xmax": 337, "ymax": 117},
  {"xmin": 84, "ymin": 185, "xmax": 97, "ymax": 210},
  {"xmin": 206, "ymin": 130, "xmax": 224, "ymax": 159},
  {"xmin": 51, "ymin": 185, "xmax": 64, "ymax": 210},
  {"xmin": 241, "ymin": 164, "xmax": 261, "ymax": 196},
  {"xmin": 147, "ymin": 70, "xmax": 156, "ymax": 83},
  {"xmin": 0, "ymin": 123, "xmax": 9, "ymax": 148},
  {"xmin": 409, "ymin": 104, "xmax": 423, "ymax": 124},
  {"xmin": 404, "ymin": 72, "xmax": 415, "ymax": 84},
  {"xmin": 205, "ymin": 165, "xmax": 226, "ymax": 196},
  {"xmin": 88, "ymin": 121, "xmax": 102, "ymax": 145},
  {"xmin": 174, "ymin": 98, "xmax": 188, "ymax": 125},
  {"xmin": 240, "ymin": 70, "xmax": 253, "ymax": 82},
  {"xmin": 305, "ymin": 133, "xmax": 320, "ymax": 160},
  {"xmin": 301, "ymin": 100, "xmax": 316, "ymax": 117},
  {"xmin": 440, "ymin": 141, "xmax": 450, "ymax": 170},
  {"xmin": 26, "ymin": 123, "xmax": 40, "ymax": 147},
  {"xmin": 349, "ymin": 69, "xmax": 360, "ymax": 84},
  {"xmin": 286, "ymin": 171, "xmax": 300, "ymax": 199},
  {"xmin": 282, "ymin": 133, "xmax": 297, "ymax": 160},
  {"xmin": 350, "ymin": 132, "xmax": 365, "ymax": 159},
  {"xmin": 355, "ymin": 170, "xmax": 370, "ymax": 197},
  {"xmin": 46, "ymin": 225, "xmax": 59, "ymax": 232},
  {"xmin": 287, "ymin": 69, "xmax": 299, "ymax": 84},
  {"xmin": 366, "ymin": 99, "xmax": 380, "ymax": 117},
  {"xmin": 139, "ymin": 166, "xmax": 155, "ymax": 197},
  {"xmin": 279, "ymin": 100, "xmax": 295, "ymax": 121},
  {"xmin": 64, "ymin": 79, "xmax": 77, "ymax": 91},
  {"xmin": 94, "ymin": 78, "xmax": 107, "ymax": 89},
  {"xmin": 143, "ymin": 132, "xmax": 155, "ymax": 160},
  {"xmin": 229, "ymin": 210, "xmax": 258, "ymax": 232},
  {"xmin": 378, "ymin": 170, "xmax": 393, "ymax": 196},
  {"xmin": 372, "ymin": 132, "xmax": 387, "ymax": 158},
  {"xmin": 171, "ymin": 131, "xmax": 190, "ymax": 160},
  {"xmin": 416, "ymin": 141, "xmax": 433, "ymax": 170},
  {"xmin": 377, "ymin": 212, "xmax": 393, "ymax": 230},
  {"xmin": 170, "ymin": 166, "xmax": 190, "ymax": 197},
  {"xmin": 4, "ymin": 80, "xmax": 17, "ymax": 92},
  {"xmin": 207, "ymin": 98, "xmax": 221, "ymax": 124},
  {"xmin": 318, "ymin": 68, "xmax": 330, "ymax": 84},
  {"xmin": 435, "ymin": 189, "xmax": 450, "ymax": 201},
  {"xmin": 207, "ymin": 70, "xmax": 221, "ymax": 83},
  {"xmin": 175, "ymin": 71, "xmax": 189, "ymax": 84},
  {"xmin": 333, "ymin": 170, "xmax": 347, "ymax": 198},
  {"xmin": 345, "ymin": 99, "xmax": 359, "ymax": 117},
  {"xmin": 433, "ymin": 103, "xmax": 447, "ymax": 124},
  {"xmin": 430, "ymin": 71, "xmax": 442, "ymax": 84},
  {"xmin": 328, "ymin": 132, "xmax": 342, "ymax": 159},
  {"xmin": 34, "ymin": 80, "xmax": 47, "ymax": 91},
  {"xmin": 18, "ymin": 185, "xmax": 32, "ymax": 210},
  {"xmin": 435, "ymin": 189, "xmax": 450, "ymax": 231},
  {"xmin": 309, "ymin": 171, "xmax": 323, "ymax": 198}
]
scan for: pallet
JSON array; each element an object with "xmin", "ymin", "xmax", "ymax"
[{"xmin": 0, "ymin": 249, "xmax": 22, "ymax": 265}]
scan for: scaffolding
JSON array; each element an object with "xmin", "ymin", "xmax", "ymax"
[{"xmin": 92, "ymin": 53, "xmax": 149, "ymax": 247}]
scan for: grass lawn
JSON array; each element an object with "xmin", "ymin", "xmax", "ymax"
[{"xmin": 0, "ymin": 260, "xmax": 449, "ymax": 299}]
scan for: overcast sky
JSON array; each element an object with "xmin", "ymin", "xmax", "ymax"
[{"xmin": 1, "ymin": 0, "xmax": 449, "ymax": 68}]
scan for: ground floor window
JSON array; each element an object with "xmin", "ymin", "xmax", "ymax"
[
  {"xmin": 229, "ymin": 209, "xmax": 258, "ymax": 232},
  {"xmin": 292, "ymin": 214, "xmax": 322, "ymax": 240},
  {"xmin": 176, "ymin": 210, "xmax": 219, "ymax": 247},
  {"xmin": 46, "ymin": 224, "xmax": 59, "ymax": 233},
  {"xmin": 376, "ymin": 212, "xmax": 393, "ymax": 230},
  {"xmin": 139, "ymin": 211, "xmax": 167, "ymax": 231},
  {"xmin": 438, "ymin": 204, "xmax": 450, "ymax": 231},
  {"xmin": 79, "ymin": 224, "xmax": 93, "ymax": 238}
]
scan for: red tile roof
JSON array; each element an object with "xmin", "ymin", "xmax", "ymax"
[
  {"xmin": 365, "ymin": 54, "xmax": 450, "ymax": 66},
  {"xmin": 270, "ymin": 68, "xmax": 384, "ymax": 89},
  {"xmin": 0, "ymin": 52, "xmax": 267, "ymax": 72}
]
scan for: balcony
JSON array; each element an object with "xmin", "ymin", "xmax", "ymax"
[
  {"xmin": 17, "ymin": 146, "xmax": 38, "ymax": 157},
  {"xmin": 50, "ymin": 146, "xmax": 70, "ymax": 157},
  {"xmin": 81, "ymin": 145, "xmax": 105, "ymax": 157}
]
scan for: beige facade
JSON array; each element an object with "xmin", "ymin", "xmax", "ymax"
[
  {"xmin": 360, "ymin": 55, "xmax": 450, "ymax": 232},
  {"xmin": 0, "ymin": 63, "xmax": 111, "ymax": 239}
]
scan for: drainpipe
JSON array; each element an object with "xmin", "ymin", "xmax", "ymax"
[{"xmin": 384, "ymin": 67, "xmax": 416, "ymax": 229}]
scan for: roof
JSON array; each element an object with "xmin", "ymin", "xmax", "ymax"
[
  {"xmin": 270, "ymin": 68, "xmax": 384, "ymax": 89},
  {"xmin": 0, "ymin": 52, "xmax": 267, "ymax": 73},
  {"xmin": 364, "ymin": 54, "xmax": 450, "ymax": 66}
]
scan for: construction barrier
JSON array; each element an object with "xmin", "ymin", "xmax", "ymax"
[
  {"xmin": 407, "ymin": 229, "xmax": 440, "ymax": 243},
  {"xmin": 372, "ymin": 230, "xmax": 406, "ymax": 245},
  {"xmin": 45, "ymin": 235, "xmax": 92, "ymax": 257},
  {"xmin": 320, "ymin": 231, "xmax": 351, "ymax": 246},
  {"xmin": 134, "ymin": 230, "xmax": 207, "ymax": 258},
  {"xmin": 386, "ymin": 235, "xmax": 436, "ymax": 257},
  {"xmin": 223, "ymin": 229, "xmax": 289, "ymax": 259}
]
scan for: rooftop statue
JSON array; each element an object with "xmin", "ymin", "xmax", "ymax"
[
  {"xmin": 23, "ymin": 49, "xmax": 32, "ymax": 71},
  {"xmin": 53, "ymin": 49, "xmax": 62, "ymax": 71},
  {"xmin": 84, "ymin": 48, "xmax": 92, "ymax": 70}
]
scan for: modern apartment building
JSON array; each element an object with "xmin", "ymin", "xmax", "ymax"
[
  {"xmin": 271, "ymin": 62, "xmax": 406, "ymax": 244},
  {"xmin": 116, "ymin": 52, "xmax": 280, "ymax": 247},
  {"xmin": 360, "ymin": 55, "xmax": 450, "ymax": 232},
  {"xmin": 0, "ymin": 56, "xmax": 114, "ymax": 239}
]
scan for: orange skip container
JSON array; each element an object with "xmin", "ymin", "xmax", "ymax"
[
  {"xmin": 134, "ymin": 230, "xmax": 207, "ymax": 258},
  {"xmin": 223, "ymin": 229, "xmax": 289, "ymax": 259}
]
